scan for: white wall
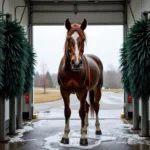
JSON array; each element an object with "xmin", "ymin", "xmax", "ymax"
[
  {"xmin": 127, "ymin": 0, "xmax": 150, "ymax": 120},
  {"xmin": 0, "ymin": 0, "xmax": 15, "ymax": 18},
  {"xmin": 127, "ymin": 0, "xmax": 150, "ymax": 27},
  {"xmin": 0, "ymin": 0, "xmax": 28, "ymax": 30}
]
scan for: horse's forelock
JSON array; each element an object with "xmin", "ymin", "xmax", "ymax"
[{"xmin": 67, "ymin": 24, "xmax": 86, "ymax": 40}]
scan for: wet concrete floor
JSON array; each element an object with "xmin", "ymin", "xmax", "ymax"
[
  {"xmin": 0, "ymin": 118, "xmax": 150, "ymax": 150},
  {"xmin": 0, "ymin": 92, "xmax": 149, "ymax": 150}
]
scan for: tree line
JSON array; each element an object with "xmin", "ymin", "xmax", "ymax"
[
  {"xmin": 34, "ymin": 69, "xmax": 122, "ymax": 90},
  {"xmin": 103, "ymin": 70, "xmax": 122, "ymax": 89},
  {"xmin": 34, "ymin": 71, "xmax": 54, "ymax": 87}
]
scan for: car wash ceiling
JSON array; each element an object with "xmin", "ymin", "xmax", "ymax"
[{"xmin": 24, "ymin": 0, "xmax": 128, "ymax": 25}]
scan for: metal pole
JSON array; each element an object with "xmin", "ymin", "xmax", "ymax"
[
  {"xmin": 29, "ymin": 91, "xmax": 33, "ymax": 120},
  {"xmin": 0, "ymin": 96, "xmax": 8, "ymax": 142},
  {"xmin": 124, "ymin": 93, "xmax": 129, "ymax": 119},
  {"xmin": 15, "ymin": 5, "xmax": 30, "ymax": 21},
  {"xmin": 139, "ymin": 12, "xmax": 149, "ymax": 137},
  {"xmin": 9, "ymin": 98, "xmax": 17, "ymax": 135},
  {"xmin": 132, "ymin": 98, "xmax": 140, "ymax": 130},
  {"xmin": 28, "ymin": 6, "xmax": 34, "ymax": 120},
  {"xmin": 128, "ymin": 2, "xmax": 136, "ymax": 23},
  {"xmin": 19, "ymin": 6, "xmax": 26, "ymax": 24},
  {"xmin": 123, "ymin": 0, "xmax": 129, "ymax": 119},
  {"xmin": 140, "ymin": 97, "xmax": 149, "ymax": 137},
  {"xmin": 2, "ymin": 0, "xmax": 6, "ymax": 19},
  {"xmin": 17, "ymin": 95, "xmax": 23, "ymax": 129},
  {"xmin": 5, "ymin": 13, "xmax": 17, "ymax": 135}
]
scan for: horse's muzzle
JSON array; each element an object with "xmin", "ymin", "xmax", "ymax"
[{"xmin": 71, "ymin": 59, "xmax": 82, "ymax": 71}]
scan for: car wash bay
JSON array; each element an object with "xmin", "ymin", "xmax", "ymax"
[{"xmin": 0, "ymin": 0, "xmax": 150, "ymax": 150}]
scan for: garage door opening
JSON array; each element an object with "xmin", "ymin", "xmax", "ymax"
[{"xmin": 33, "ymin": 25, "xmax": 125, "ymax": 119}]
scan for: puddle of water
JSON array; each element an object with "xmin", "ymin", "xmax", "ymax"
[
  {"xmin": 43, "ymin": 129, "xmax": 116, "ymax": 150},
  {"xmin": 44, "ymin": 110, "xmax": 51, "ymax": 113},
  {"xmin": 114, "ymin": 123, "xmax": 150, "ymax": 146},
  {"xmin": 9, "ymin": 126, "xmax": 33, "ymax": 143},
  {"xmin": 115, "ymin": 123, "xmax": 132, "ymax": 130},
  {"xmin": 114, "ymin": 129, "xmax": 150, "ymax": 146},
  {"xmin": 32, "ymin": 120, "xmax": 50, "ymax": 127}
]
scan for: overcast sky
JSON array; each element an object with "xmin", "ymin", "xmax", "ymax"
[{"xmin": 33, "ymin": 25, "xmax": 123, "ymax": 74}]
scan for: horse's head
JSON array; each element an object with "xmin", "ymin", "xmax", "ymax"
[{"xmin": 65, "ymin": 18, "xmax": 87, "ymax": 71}]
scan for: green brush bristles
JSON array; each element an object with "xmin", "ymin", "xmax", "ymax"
[
  {"xmin": 120, "ymin": 41, "xmax": 131, "ymax": 95},
  {"xmin": 0, "ymin": 13, "xmax": 5, "ymax": 88},
  {"xmin": 24, "ymin": 39, "xmax": 36, "ymax": 94},
  {"xmin": 125, "ymin": 19, "xmax": 150, "ymax": 99},
  {"xmin": 2, "ymin": 20, "xmax": 28, "ymax": 98}
]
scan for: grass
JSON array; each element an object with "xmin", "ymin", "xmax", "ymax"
[
  {"xmin": 34, "ymin": 88, "xmax": 62, "ymax": 103},
  {"xmin": 34, "ymin": 87, "xmax": 123, "ymax": 103},
  {"xmin": 46, "ymin": 87, "xmax": 60, "ymax": 90},
  {"xmin": 102, "ymin": 89, "xmax": 123, "ymax": 93}
]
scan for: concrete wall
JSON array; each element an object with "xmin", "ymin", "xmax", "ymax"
[
  {"xmin": 0, "ymin": 0, "xmax": 28, "ymax": 121},
  {"xmin": 127, "ymin": 0, "xmax": 150, "ymax": 120}
]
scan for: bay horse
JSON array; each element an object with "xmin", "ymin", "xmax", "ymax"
[{"xmin": 58, "ymin": 19, "xmax": 103, "ymax": 146}]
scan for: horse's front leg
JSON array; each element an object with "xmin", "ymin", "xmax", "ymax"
[
  {"xmin": 85, "ymin": 102, "xmax": 89, "ymax": 134},
  {"xmin": 77, "ymin": 89, "xmax": 88, "ymax": 146},
  {"xmin": 60, "ymin": 87, "xmax": 71, "ymax": 144}
]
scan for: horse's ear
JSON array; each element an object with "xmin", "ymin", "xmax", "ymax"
[
  {"xmin": 65, "ymin": 18, "xmax": 71, "ymax": 31},
  {"xmin": 80, "ymin": 19, "xmax": 87, "ymax": 30}
]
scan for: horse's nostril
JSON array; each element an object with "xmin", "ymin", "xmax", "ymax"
[
  {"xmin": 79, "ymin": 60, "xmax": 82, "ymax": 66},
  {"xmin": 71, "ymin": 60, "xmax": 75, "ymax": 65}
]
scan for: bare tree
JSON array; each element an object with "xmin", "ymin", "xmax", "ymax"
[
  {"xmin": 38, "ymin": 75, "xmax": 49, "ymax": 93},
  {"xmin": 40, "ymin": 62, "xmax": 48, "ymax": 93}
]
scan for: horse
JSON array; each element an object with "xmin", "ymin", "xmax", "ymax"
[{"xmin": 58, "ymin": 18, "xmax": 103, "ymax": 146}]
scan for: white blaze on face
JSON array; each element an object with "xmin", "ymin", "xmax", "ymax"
[{"xmin": 71, "ymin": 31, "xmax": 79, "ymax": 65}]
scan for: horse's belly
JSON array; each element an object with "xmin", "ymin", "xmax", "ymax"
[
  {"xmin": 88, "ymin": 70, "xmax": 100, "ymax": 90},
  {"xmin": 86, "ymin": 56, "xmax": 100, "ymax": 90}
]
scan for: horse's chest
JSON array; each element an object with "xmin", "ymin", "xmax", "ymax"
[
  {"xmin": 66, "ymin": 80, "xmax": 80, "ymax": 89},
  {"xmin": 59, "ymin": 72, "xmax": 86, "ymax": 91}
]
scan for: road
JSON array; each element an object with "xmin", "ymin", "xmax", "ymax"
[{"xmin": 34, "ymin": 91, "xmax": 124, "ymax": 119}]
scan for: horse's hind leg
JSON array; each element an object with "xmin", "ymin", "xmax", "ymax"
[
  {"xmin": 94, "ymin": 86, "xmax": 102, "ymax": 135},
  {"xmin": 60, "ymin": 88, "xmax": 71, "ymax": 144}
]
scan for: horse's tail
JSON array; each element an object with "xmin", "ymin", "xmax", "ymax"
[{"xmin": 89, "ymin": 90, "xmax": 95, "ymax": 118}]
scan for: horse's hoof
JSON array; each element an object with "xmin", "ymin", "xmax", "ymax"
[
  {"xmin": 61, "ymin": 138, "xmax": 69, "ymax": 144},
  {"xmin": 80, "ymin": 138, "xmax": 88, "ymax": 146},
  {"xmin": 95, "ymin": 130, "xmax": 102, "ymax": 135}
]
